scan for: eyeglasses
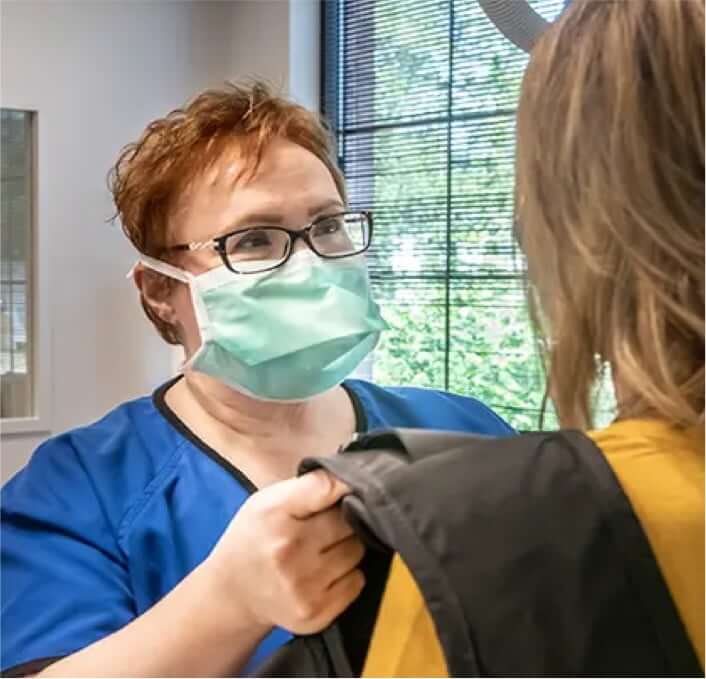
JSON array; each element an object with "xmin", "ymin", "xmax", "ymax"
[{"xmin": 170, "ymin": 211, "xmax": 373, "ymax": 274}]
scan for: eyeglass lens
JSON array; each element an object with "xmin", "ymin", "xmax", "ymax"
[{"xmin": 223, "ymin": 212, "xmax": 370, "ymax": 273}]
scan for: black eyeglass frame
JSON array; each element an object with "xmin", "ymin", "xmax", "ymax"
[{"xmin": 170, "ymin": 210, "xmax": 374, "ymax": 274}]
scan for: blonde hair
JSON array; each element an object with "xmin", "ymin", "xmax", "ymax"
[
  {"xmin": 516, "ymin": 0, "xmax": 704, "ymax": 428},
  {"xmin": 109, "ymin": 81, "xmax": 344, "ymax": 344}
]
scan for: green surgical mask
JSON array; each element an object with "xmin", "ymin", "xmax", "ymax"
[{"xmin": 138, "ymin": 251, "xmax": 388, "ymax": 401}]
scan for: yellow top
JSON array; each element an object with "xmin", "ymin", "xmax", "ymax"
[{"xmin": 362, "ymin": 419, "xmax": 705, "ymax": 677}]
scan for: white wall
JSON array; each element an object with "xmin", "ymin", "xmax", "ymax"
[
  {"xmin": 226, "ymin": 0, "xmax": 321, "ymax": 108},
  {"xmin": 1, "ymin": 0, "xmax": 320, "ymax": 482}
]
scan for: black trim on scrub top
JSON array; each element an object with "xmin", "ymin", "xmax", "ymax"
[
  {"xmin": 153, "ymin": 375, "xmax": 258, "ymax": 493},
  {"xmin": 153, "ymin": 376, "xmax": 368, "ymax": 493},
  {"xmin": 2, "ymin": 655, "xmax": 65, "ymax": 677},
  {"xmin": 341, "ymin": 381, "xmax": 368, "ymax": 434}
]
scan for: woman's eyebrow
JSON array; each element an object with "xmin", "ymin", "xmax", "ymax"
[
  {"xmin": 231, "ymin": 211, "xmax": 285, "ymax": 228},
  {"xmin": 307, "ymin": 199, "xmax": 345, "ymax": 217},
  {"xmin": 216, "ymin": 199, "xmax": 346, "ymax": 237}
]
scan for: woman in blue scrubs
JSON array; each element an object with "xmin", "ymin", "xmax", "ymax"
[{"xmin": 1, "ymin": 82, "xmax": 513, "ymax": 676}]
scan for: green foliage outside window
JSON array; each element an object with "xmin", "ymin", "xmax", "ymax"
[{"xmin": 337, "ymin": 0, "xmax": 614, "ymax": 430}]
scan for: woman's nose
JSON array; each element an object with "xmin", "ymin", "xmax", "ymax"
[{"xmin": 291, "ymin": 239, "xmax": 309, "ymax": 254}]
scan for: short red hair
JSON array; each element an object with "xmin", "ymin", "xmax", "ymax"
[{"xmin": 109, "ymin": 80, "xmax": 345, "ymax": 344}]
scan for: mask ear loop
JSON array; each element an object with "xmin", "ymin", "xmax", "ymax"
[
  {"xmin": 127, "ymin": 255, "xmax": 209, "ymax": 374},
  {"xmin": 130, "ymin": 254, "xmax": 192, "ymax": 283}
]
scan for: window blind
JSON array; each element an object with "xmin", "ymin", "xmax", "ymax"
[{"xmin": 322, "ymin": 0, "xmax": 565, "ymax": 430}]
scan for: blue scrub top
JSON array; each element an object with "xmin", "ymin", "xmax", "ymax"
[{"xmin": 1, "ymin": 378, "xmax": 514, "ymax": 675}]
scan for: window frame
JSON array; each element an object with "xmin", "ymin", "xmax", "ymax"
[
  {"xmin": 320, "ymin": 0, "xmax": 567, "ymax": 429},
  {"xmin": 1, "ymin": 107, "xmax": 52, "ymax": 436},
  {"xmin": 320, "ymin": 0, "xmax": 614, "ymax": 431}
]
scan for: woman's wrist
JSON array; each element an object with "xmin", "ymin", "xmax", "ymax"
[
  {"xmin": 194, "ymin": 554, "xmax": 273, "ymax": 647},
  {"xmin": 37, "ymin": 558, "xmax": 273, "ymax": 678}
]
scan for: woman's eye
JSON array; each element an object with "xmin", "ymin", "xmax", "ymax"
[
  {"xmin": 316, "ymin": 218, "xmax": 343, "ymax": 236},
  {"xmin": 237, "ymin": 231, "xmax": 271, "ymax": 249}
]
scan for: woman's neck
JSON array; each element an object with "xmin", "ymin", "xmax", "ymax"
[
  {"xmin": 164, "ymin": 371, "xmax": 356, "ymax": 486},
  {"xmin": 186, "ymin": 371, "xmax": 319, "ymax": 439}
]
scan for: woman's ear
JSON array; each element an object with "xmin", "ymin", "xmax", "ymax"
[{"xmin": 132, "ymin": 265, "xmax": 177, "ymax": 324}]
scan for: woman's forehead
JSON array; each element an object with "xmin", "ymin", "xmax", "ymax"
[
  {"xmin": 169, "ymin": 139, "xmax": 342, "ymax": 244},
  {"xmin": 198, "ymin": 137, "xmax": 334, "ymax": 185}
]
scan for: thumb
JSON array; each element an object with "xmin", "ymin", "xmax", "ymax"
[{"xmin": 283, "ymin": 470, "xmax": 352, "ymax": 520}]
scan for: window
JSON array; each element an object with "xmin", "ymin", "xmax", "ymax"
[
  {"xmin": 323, "ymin": 0, "xmax": 608, "ymax": 430},
  {"xmin": 1, "ymin": 109, "xmax": 35, "ymax": 420}
]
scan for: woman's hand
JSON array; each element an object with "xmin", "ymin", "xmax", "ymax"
[
  {"xmin": 37, "ymin": 471, "xmax": 359, "ymax": 678},
  {"xmin": 204, "ymin": 470, "xmax": 364, "ymax": 635}
]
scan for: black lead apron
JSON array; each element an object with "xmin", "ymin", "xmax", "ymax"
[{"xmin": 252, "ymin": 429, "xmax": 701, "ymax": 677}]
